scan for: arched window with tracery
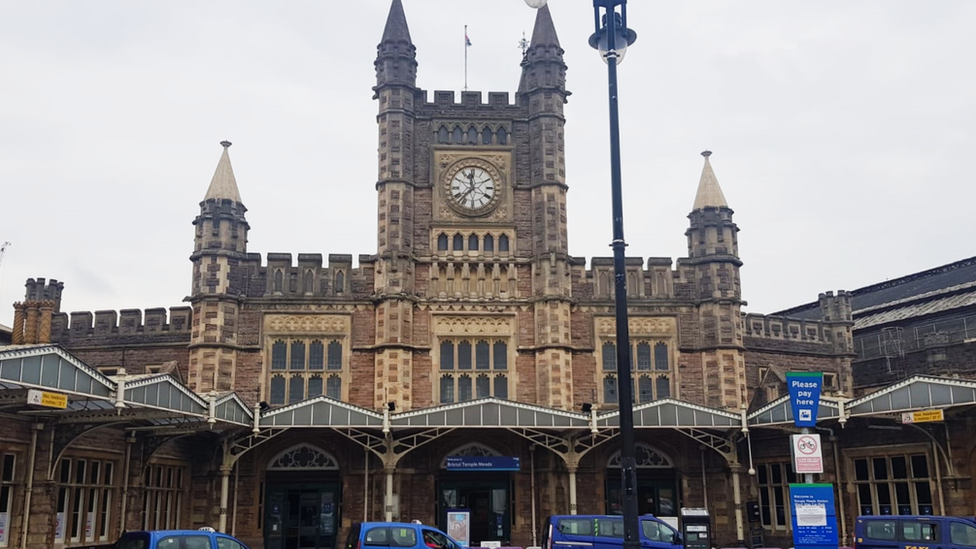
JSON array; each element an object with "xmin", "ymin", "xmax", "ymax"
[{"xmin": 267, "ymin": 444, "xmax": 340, "ymax": 471}]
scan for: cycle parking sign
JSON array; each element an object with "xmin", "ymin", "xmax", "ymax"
[{"xmin": 792, "ymin": 433, "xmax": 823, "ymax": 474}]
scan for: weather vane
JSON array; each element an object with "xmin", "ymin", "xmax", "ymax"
[{"xmin": 518, "ymin": 31, "xmax": 529, "ymax": 59}]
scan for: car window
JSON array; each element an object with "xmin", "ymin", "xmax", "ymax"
[
  {"xmin": 158, "ymin": 537, "xmax": 183, "ymax": 549},
  {"xmin": 641, "ymin": 520, "xmax": 662, "ymax": 542},
  {"xmin": 557, "ymin": 518, "xmax": 593, "ymax": 535},
  {"xmin": 422, "ymin": 529, "xmax": 449, "ymax": 549},
  {"xmin": 596, "ymin": 518, "xmax": 624, "ymax": 539},
  {"xmin": 184, "ymin": 535, "xmax": 214, "ymax": 549},
  {"xmin": 865, "ymin": 520, "xmax": 897, "ymax": 541},
  {"xmin": 951, "ymin": 523, "xmax": 976, "ymax": 547},
  {"xmin": 901, "ymin": 521, "xmax": 937, "ymax": 542},
  {"xmin": 390, "ymin": 527, "xmax": 418, "ymax": 547},
  {"xmin": 217, "ymin": 536, "xmax": 246, "ymax": 549},
  {"xmin": 117, "ymin": 533, "xmax": 150, "ymax": 549},
  {"xmin": 365, "ymin": 528, "xmax": 390, "ymax": 546}
]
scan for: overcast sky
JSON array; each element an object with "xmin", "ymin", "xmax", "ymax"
[{"xmin": 1, "ymin": 0, "xmax": 974, "ymax": 328}]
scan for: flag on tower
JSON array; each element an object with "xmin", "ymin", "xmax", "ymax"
[{"xmin": 465, "ymin": 32, "xmax": 472, "ymax": 47}]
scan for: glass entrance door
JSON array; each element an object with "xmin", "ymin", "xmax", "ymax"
[
  {"xmin": 439, "ymin": 479, "xmax": 510, "ymax": 546},
  {"xmin": 606, "ymin": 478, "xmax": 678, "ymax": 517},
  {"xmin": 266, "ymin": 483, "xmax": 340, "ymax": 549}
]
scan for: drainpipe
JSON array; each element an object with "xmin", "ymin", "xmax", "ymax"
[
  {"xmin": 20, "ymin": 423, "xmax": 42, "ymax": 549},
  {"xmin": 218, "ymin": 464, "xmax": 232, "ymax": 532},
  {"xmin": 830, "ymin": 434, "xmax": 847, "ymax": 547},
  {"xmin": 231, "ymin": 461, "xmax": 240, "ymax": 536},
  {"xmin": 530, "ymin": 446, "xmax": 538, "ymax": 547},
  {"xmin": 700, "ymin": 447, "xmax": 708, "ymax": 510},
  {"xmin": 120, "ymin": 433, "xmax": 135, "ymax": 534},
  {"xmin": 364, "ymin": 448, "xmax": 370, "ymax": 523},
  {"xmin": 731, "ymin": 463, "xmax": 745, "ymax": 545}
]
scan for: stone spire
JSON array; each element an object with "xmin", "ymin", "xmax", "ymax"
[
  {"xmin": 692, "ymin": 150, "xmax": 728, "ymax": 210},
  {"xmin": 203, "ymin": 141, "xmax": 242, "ymax": 203},
  {"xmin": 529, "ymin": 4, "xmax": 560, "ymax": 48},
  {"xmin": 381, "ymin": 0, "xmax": 412, "ymax": 44}
]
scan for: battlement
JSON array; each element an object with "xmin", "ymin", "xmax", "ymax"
[
  {"xmin": 243, "ymin": 252, "xmax": 362, "ymax": 270},
  {"xmin": 51, "ymin": 306, "xmax": 193, "ymax": 341},
  {"xmin": 574, "ymin": 256, "xmax": 678, "ymax": 300},
  {"xmin": 239, "ymin": 252, "xmax": 376, "ymax": 298},
  {"xmin": 744, "ymin": 313, "xmax": 833, "ymax": 343},
  {"xmin": 818, "ymin": 290, "xmax": 854, "ymax": 322},
  {"xmin": 422, "ymin": 90, "xmax": 523, "ymax": 110},
  {"xmin": 24, "ymin": 277, "xmax": 64, "ymax": 312}
]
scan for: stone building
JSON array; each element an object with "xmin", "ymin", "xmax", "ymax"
[{"xmin": 0, "ymin": 3, "xmax": 973, "ymax": 549}]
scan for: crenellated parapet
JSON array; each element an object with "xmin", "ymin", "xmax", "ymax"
[
  {"xmin": 423, "ymin": 90, "xmax": 523, "ymax": 112},
  {"xmin": 744, "ymin": 293, "xmax": 854, "ymax": 356},
  {"xmin": 575, "ymin": 256, "xmax": 680, "ymax": 301},
  {"xmin": 240, "ymin": 252, "xmax": 376, "ymax": 298},
  {"xmin": 50, "ymin": 306, "xmax": 193, "ymax": 344}
]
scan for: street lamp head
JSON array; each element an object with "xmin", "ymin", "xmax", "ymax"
[
  {"xmin": 524, "ymin": 0, "xmax": 548, "ymax": 8},
  {"xmin": 589, "ymin": 2, "xmax": 637, "ymax": 64}
]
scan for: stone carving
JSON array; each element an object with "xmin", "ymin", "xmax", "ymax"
[
  {"xmin": 267, "ymin": 315, "xmax": 349, "ymax": 334},
  {"xmin": 597, "ymin": 317, "xmax": 674, "ymax": 336},
  {"xmin": 267, "ymin": 444, "xmax": 339, "ymax": 471},
  {"xmin": 434, "ymin": 316, "xmax": 514, "ymax": 335}
]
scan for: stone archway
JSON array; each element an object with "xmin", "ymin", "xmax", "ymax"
[
  {"xmin": 267, "ymin": 443, "xmax": 340, "ymax": 471},
  {"xmin": 607, "ymin": 443, "xmax": 678, "ymax": 517}
]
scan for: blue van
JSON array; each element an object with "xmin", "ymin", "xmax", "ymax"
[
  {"xmin": 542, "ymin": 515, "xmax": 681, "ymax": 549},
  {"xmin": 345, "ymin": 522, "xmax": 464, "ymax": 549},
  {"xmin": 114, "ymin": 529, "xmax": 252, "ymax": 549},
  {"xmin": 854, "ymin": 515, "xmax": 976, "ymax": 549}
]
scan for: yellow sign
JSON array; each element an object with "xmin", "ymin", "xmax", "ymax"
[
  {"xmin": 901, "ymin": 409, "xmax": 944, "ymax": 424},
  {"xmin": 27, "ymin": 389, "xmax": 68, "ymax": 409}
]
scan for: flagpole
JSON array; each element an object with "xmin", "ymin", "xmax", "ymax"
[{"xmin": 464, "ymin": 24, "xmax": 468, "ymax": 91}]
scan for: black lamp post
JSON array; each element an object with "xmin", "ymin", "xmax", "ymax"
[{"xmin": 590, "ymin": 2, "xmax": 639, "ymax": 549}]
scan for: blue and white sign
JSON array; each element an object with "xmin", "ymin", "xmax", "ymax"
[
  {"xmin": 789, "ymin": 483, "xmax": 839, "ymax": 549},
  {"xmin": 446, "ymin": 456, "xmax": 520, "ymax": 471},
  {"xmin": 786, "ymin": 372, "xmax": 823, "ymax": 427}
]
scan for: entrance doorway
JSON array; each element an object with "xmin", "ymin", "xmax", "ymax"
[
  {"xmin": 438, "ymin": 478, "xmax": 511, "ymax": 546},
  {"xmin": 605, "ymin": 444, "xmax": 678, "ymax": 520},
  {"xmin": 265, "ymin": 482, "xmax": 341, "ymax": 549}
]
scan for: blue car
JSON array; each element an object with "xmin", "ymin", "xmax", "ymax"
[
  {"xmin": 114, "ymin": 529, "xmax": 252, "ymax": 549},
  {"xmin": 345, "ymin": 522, "xmax": 464, "ymax": 549},
  {"xmin": 542, "ymin": 515, "xmax": 681, "ymax": 549},
  {"xmin": 854, "ymin": 515, "xmax": 976, "ymax": 549}
]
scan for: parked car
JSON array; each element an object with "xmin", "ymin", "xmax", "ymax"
[
  {"xmin": 113, "ymin": 528, "xmax": 252, "ymax": 549},
  {"xmin": 542, "ymin": 515, "xmax": 682, "ymax": 549},
  {"xmin": 854, "ymin": 515, "xmax": 976, "ymax": 549},
  {"xmin": 345, "ymin": 522, "xmax": 464, "ymax": 549}
]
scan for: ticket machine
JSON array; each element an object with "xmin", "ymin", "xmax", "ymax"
[{"xmin": 679, "ymin": 508, "xmax": 711, "ymax": 549}]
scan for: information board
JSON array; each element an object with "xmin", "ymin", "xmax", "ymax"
[{"xmin": 789, "ymin": 483, "xmax": 839, "ymax": 549}]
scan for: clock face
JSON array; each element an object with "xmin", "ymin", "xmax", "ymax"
[{"xmin": 450, "ymin": 166, "xmax": 496, "ymax": 211}]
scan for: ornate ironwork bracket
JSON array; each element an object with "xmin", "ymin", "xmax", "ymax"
[
  {"xmin": 675, "ymin": 428, "xmax": 736, "ymax": 464},
  {"xmin": 222, "ymin": 427, "xmax": 290, "ymax": 466},
  {"xmin": 337, "ymin": 428, "xmax": 456, "ymax": 468},
  {"xmin": 507, "ymin": 428, "xmax": 617, "ymax": 467},
  {"xmin": 49, "ymin": 422, "xmax": 127, "ymax": 480}
]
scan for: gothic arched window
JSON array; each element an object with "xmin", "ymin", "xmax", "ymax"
[
  {"xmin": 327, "ymin": 340, "xmax": 343, "ymax": 370},
  {"xmin": 452, "ymin": 126, "xmax": 464, "ymax": 144},
  {"xmin": 467, "ymin": 126, "xmax": 478, "ymax": 144},
  {"xmin": 469, "ymin": 234, "xmax": 479, "ymax": 251},
  {"xmin": 304, "ymin": 270, "xmax": 314, "ymax": 294},
  {"xmin": 494, "ymin": 374, "xmax": 508, "ymax": 399},
  {"xmin": 270, "ymin": 375, "xmax": 285, "ymax": 405},
  {"xmin": 440, "ymin": 374, "xmax": 455, "ymax": 403},
  {"xmin": 437, "ymin": 233, "xmax": 449, "ymax": 251},
  {"xmin": 440, "ymin": 341, "xmax": 455, "ymax": 370},
  {"xmin": 637, "ymin": 343, "xmax": 652, "ymax": 371},
  {"xmin": 493, "ymin": 341, "xmax": 508, "ymax": 369},
  {"xmin": 272, "ymin": 340, "xmax": 287, "ymax": 370},
  {"xmin": 497, "ymin": 127, "xmax": 508, "ymax": 145},
  {"xmin": 476, "ymin": 374, "xmax": 490, "ymax": 398},
  {"xmin": 458, "ymin": 374, "xmax": 472, "ymax": 401},
  {"xmin": 655, "ymin": 342, "xmax": 669, "ymax": 370},
  {"xmin": 335, "ymin": 271, "xmax": 344, "ymax": 293},
  {"xmin": 656, "ymin": 375, "xmax": 671, "ymax": 399},
  {"xmin": 602, "ymin": 342, "xmax": 616, "ymax": 371},
  {"xmin": 290, "ymin": 341, "xmax": 305, "ymax": 370},
  {"xmin": 603, "ymin": 375, "xmax": 618, "ymax": 404},
  {"xmin": 476, "ymin": 341, "xmax": 490, "ymax": 369},
  {"xmin": 453, "ymin": 233, "xmax": 464, "ymax": 251},
  {"xmin": 499, "ymin": 234, "xmax": 510, "ymax": 252},
  {"xmin": 309, "ymin": 340, "xmax": 324, "ymax": 370},
  {"xmin": 638, "ymin": 375, "xmax": 653, "ymax": 403},
  {"xmin": 274, "ymin": 270, "xmax": 284, "ymax": 293},
  {"xmin": 327, "ymin": 375, "xmax": 342, "ymax": 400},
  {"xmin": 482, "ymin": 127, "xmax": 493, "ymax": 145},
  {"xmin": 457, "ymin": 341, "xmax": 472, "ymax": 370},
  {"xmin": 438, "ymin": 126, "xmax": 449, "ymax": 144},
  {"xmin": 308, "ymin": 376, "xmax": 323, "ymax": 398},
  {"xmin": 289, "ymin": 375, "xmax": 304, "ymax": 403},
  {"xmin": 484, "ymin": 234, "xmax": 494, "ymax": 252},
  {"xmin": 268, "ymin": 445, "xmax": 339, "ymax": 471}
]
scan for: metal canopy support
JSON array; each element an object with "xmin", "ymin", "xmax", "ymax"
[
  {"xmin": 48, "ymin": 421, "xmax": 127, "ymax": 480},
  {"xmin": 675, "ymin": 428, "xmax": 735, "ymax": 463},
  {"xmin": 508, "ymin": 428, "xmax": 618, "ymax": 515}
]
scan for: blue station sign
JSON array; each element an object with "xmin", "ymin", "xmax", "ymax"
[
  {"xmin": 789, "ymin": 483, "xmax": 839, "ymax": 549},
  {"xmin": 446, "ymin": 456, "xmax": 521, "ymax": 471},
  {"xmin": 786, "ymin": 372, "xmax": 823, "ymax": 427}
]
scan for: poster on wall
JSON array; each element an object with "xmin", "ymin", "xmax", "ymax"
[
  {"xmin": 0, "ymin": 511, "xmax": 8, "ymax": 544},
  {"xmin": 446, "ymin": 509, "xmax": 470, "ymax": 547},
  {"xmin": 55, "ymin": 512, "xmax": 65, "ymax": 541}
]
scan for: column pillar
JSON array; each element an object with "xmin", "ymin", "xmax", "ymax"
[
  {"xmin": 731, "ymin": 464, "xmax": 745, "ymax": 544},
  {"xmin": 384, "ymin": 468, "xmax": 395, "ymax": 522},
  {"xmin": 11, "ymin": 303, "xmax": 26, "ymax": 345},
  {"xmin": 218, "ymin": 465, "xmax": 232, "ymax": 532},
  {"xmin": 568, "ymin": 466, "xmax": 578, "ymax": 515}
]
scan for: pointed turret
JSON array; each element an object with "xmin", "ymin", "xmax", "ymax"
[
  {"xmin": 692, "ymin": 150, "xmax": 728, "ymax": 210},
  {"xmin": 381, "ymin": 0, "xmax": 411, "ymax": 44},
  {"xmin": 375, "ymin": 0, "xmax": 417, "ymax": 90},
  {"xmin": 204, "ymin": 141, "xmax": 242, "ymax": 203},
  {"xmin": 529, "ymin": 5, "xmax": 560, "ymax": 48}
]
